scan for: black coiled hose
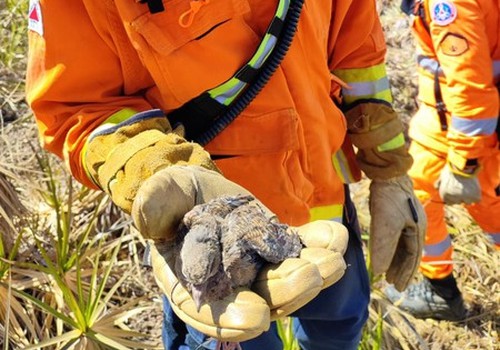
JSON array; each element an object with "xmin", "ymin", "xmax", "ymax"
[{"xmin": 195, "ymin": 0, "xmax": 305, "ymax": 146}]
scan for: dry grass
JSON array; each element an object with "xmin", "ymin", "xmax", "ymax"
[
  {"xmin": 355, "ymin": 1, "xmax": 498, "ymax": 349},
  {"xmin": 0, "ymin": 0, "xmax": 498, "ymax": 349},
  {"xmin": 352, "ymin": 178, "xmax": 499, "ymax": 350}
]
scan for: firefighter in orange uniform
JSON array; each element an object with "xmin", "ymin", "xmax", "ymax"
[
  {"xmin": 386, "ymin": 0, "xmax": 500, "ymax": 321},
  {"xmin": 26, "ymin": 0, "xmax": 426, "ymax": 348}
]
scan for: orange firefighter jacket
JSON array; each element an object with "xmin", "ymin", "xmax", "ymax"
[
  {"xmin": 410, "ymin": 0, "xmax": 500, "ymax": 169},
  {"xmin": 26, "ymin": 0, "xmax": 393, "ymax": 226}
]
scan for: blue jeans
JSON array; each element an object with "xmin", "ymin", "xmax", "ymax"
[{"xmin": 162, "ymin": 189, "xmax": 370, "ymax": 350}]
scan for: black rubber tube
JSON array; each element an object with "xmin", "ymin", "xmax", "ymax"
[{"xmin": 195, "ymin": 0, "xmax": 305, "ymax": 146}]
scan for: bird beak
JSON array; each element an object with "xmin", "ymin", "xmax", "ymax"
[{"xmin": 191, "ymin": 287, "xmax": 204, "ymax": 312}]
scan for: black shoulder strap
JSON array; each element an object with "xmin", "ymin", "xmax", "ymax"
[
  {"xmin": 415, "ymin": 0, "xmax": 449, "ymax": 131},
  {"xmin": 401, "ymin": 0, "xmax": 416, "ymax": 15},
  {"xmin": 434, "ymin": 69, "xmax": 448, "ymax": 131}
]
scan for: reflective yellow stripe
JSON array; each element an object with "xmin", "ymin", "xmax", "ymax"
[
  {"xmin": 211, "ymin": 33, "xmax": 277, "ymax": 105},
  {"xmin": 248, "ymin": 34, "xmax": 275, "ymax": 68},
  {"xmin": 333, "ymin": 63, "xmax": 393, "ymax": 104},
  {"xmin": 276, "ymin": 0, "xmax": 287, "ymax": 17},
  {"xmin": 92, "ymin": 108, "xmax": 138, "ymax": 133},
  {"xmin": 332, "ymin": 150, "xmax": 356, "ymax": 183},
  {"xmin": 333, "ymin": 63, "xmax": 388, "ymax": 83},
  {"xmin": 342, "ymin": 89, "xmax": 392, "ymax": 105},
  {"xmin": 207, "ymin": 0, "xmax": 290, "ymax": 105},
  {"xmin": 81, "ymin": 108, "xmax": 138, "ymax": 185},
  {"xmin": 209, "ymin": 78, "xmax": 244, "ymax": 105},
  {"xmin": 310, "ymin": 204, "xmax": 343, "ymax": 222},
  {"xmin": 377, "ymin": 132, "xmax": 405, "ymax": 152}
]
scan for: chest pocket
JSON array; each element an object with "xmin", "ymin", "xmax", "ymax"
[
  {"xmin": 124, "ymin": 0, "xmax": 301, "ymax": 156},
  {"xmin": 128, "ymin": 0, "xmax": 258, "ymax": 108}
]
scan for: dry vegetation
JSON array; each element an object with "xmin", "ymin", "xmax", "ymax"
[{"xmin": 0, "ymin": 0, "xmax": 498, "ymax": 349}]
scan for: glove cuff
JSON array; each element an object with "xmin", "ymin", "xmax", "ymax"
[
  {"xmin": 447, "ymin": 159, "xmax": 480, "ymax": 178},
  {"xmin": 344, "ymin": 102, "xmax": 413, "ymax": 180},
  {"xmin": 83, "ymin": 109, "xmax": 173, "ymax": 188},
  {"xmin": 83, "ymin": 109, "xmax": 217, "ymax": 212}
]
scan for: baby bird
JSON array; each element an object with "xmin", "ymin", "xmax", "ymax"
[
  {"xmin": 176, "ymin": 195, "xmax": 254, "ymax": 310},
  {"xmin": 220, "ymin": 202, "xmax": 303, "ymax": 291},
  {"xmin": 176, "ymin": 194, "xmax": 304, "ymax": 311}
]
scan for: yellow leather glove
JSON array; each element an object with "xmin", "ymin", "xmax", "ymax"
[
  {"xmin": 83, "ymin": 109, "xmax": 218, "ymax": 213},
  {"xmin": 369, "ymin": 175, "xmax": 427, "ymax": 291},
  {"xmin": 436, "ymin": 163, "xmax": 481, "ymax": 205},
  {"xmin": 134, "ymin": 166, "xmax": 349, "ymax": 341}
]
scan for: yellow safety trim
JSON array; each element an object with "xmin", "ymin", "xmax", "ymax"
[
  {"xmin": 209, "ymin": 78, "xmax": 243, "ymax": 105},
  {"xmin": 276, "ymin": 0, "xmax": 287, "ymax": 17},
  {"xmin": 248, "ymin": 34, "xmax": 274, "ymax": 67},
  {"xmin": 209, "ymin": 31, "xmax": 277, "ymax": 105},
  {"xmin": 333, "ymin": 63, "xmax": 393, "ymax": 104},
  {"xmin": 310, "ymin": 204, "xmax": 344, "ymax": 222},
  {"xmin": 377, "ymin": 132, "xmax": 405, "ymax": 152},
  {"xmin": 207, "ymin": 0, "xmax": 290, "ymax": 105},
  {"xmin": 332, "ymin": 151, "xmax": 356, "ymax": 183},
  {"xmin": 93, "ymin": 108, "xmax": 138, "ymax": 133},
  {"xmin": 333, "ymin": 63, "xmax": 388, "ymax": 83}
]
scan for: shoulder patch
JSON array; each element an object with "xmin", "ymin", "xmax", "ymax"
[
  {"xmin": 431, "ymin": 0, "xmax": 457, "ymax": 26},
  {"xmin": 28, "ymin": 0, "xmax": 43, "ymax": 36},
  {"xmin": 439, "ymin": 33, "xmax": 469, "ymax": 56}
]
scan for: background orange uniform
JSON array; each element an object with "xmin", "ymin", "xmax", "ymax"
[{"xmin": 409, "ymin": 0, "xmax": 500, "ymax": 279}]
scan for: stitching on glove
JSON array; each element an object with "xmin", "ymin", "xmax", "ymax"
[
  {"xmin": 170, "ymin": 279, "xmax": 182, "ymax": 304},
  {"xmin": 99, "ymin": 130, "xmax": 166, "ymax": 191}
]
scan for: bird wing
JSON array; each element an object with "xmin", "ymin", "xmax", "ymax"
[
  {"xmin": 222, "ymin": 204, "xmax": 302, "ymax": 264},
  {"xmin": 201, "ymin": 194, "xmax": 255, "ymax": 217}
]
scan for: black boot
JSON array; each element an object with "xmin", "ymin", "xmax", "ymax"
[{"xmin": 384, "ymin": 275, "xmax": 467, "ymax": 321}]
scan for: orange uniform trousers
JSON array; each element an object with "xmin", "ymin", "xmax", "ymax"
[{"xmin": 408, "ymin": 124, "xmax": 500, "ymax": 279}]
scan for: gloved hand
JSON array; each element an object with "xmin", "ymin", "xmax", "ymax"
[
  {"xmin": 261, "ymin": 220, "xmax": 349, "ymax": 321},
  {"xmin": 134, "ymin": 165, "xmax": 349, "ymax": 341},
  {"xmin": 436, "ymin": 164, "xmax": 481, "ymax": 205},
  {"xmin": 368, "ymin": 175, "xmax": 427, "ymax": 291},
  {"xmin": 83, "ymin": 110, "xmax": 348, "ymax": 342},
  {"xmin": 83, "ymin": 109, "xmax": 218, "ymax": 213},
  {"xmin": 343, "ymin": 103, "xmax": 425, "ymax": 290}
]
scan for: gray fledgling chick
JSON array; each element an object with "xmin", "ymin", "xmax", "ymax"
[
  {"xmin": 176, "ymin": 195, "xmax": 254, "ymax": 310},
  {"xmin": 220, "ymin": 202, "xmax": 303, "ymax": 290},
  {"xmin": 177, "ymin": 212, "xmax": 222, "ymax": 306}
]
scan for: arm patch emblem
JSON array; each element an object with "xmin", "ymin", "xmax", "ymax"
[
  {"xmin": 431, "ymin": 0, "xmax": 457, "ymax": 26},
  {"xmin": 439, "ymin": 33, "xmax": 469, "ymax": 56}
]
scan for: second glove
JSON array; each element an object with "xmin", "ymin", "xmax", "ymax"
[
  {"xmin": 369, "ymin": 175, "xmax": 427, "ymax": 291},
  {"xmin": 436, "ymin": 163, "xmax": 481, "ymax": 205}
]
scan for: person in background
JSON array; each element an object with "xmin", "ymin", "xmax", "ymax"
[
  {"xmin": 386, "ymin": 0, "xmax": 500, "ymax": 321},
  {"xmin": 26, "ymin": 0, "xmax": 425, "ymax": 348}
]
